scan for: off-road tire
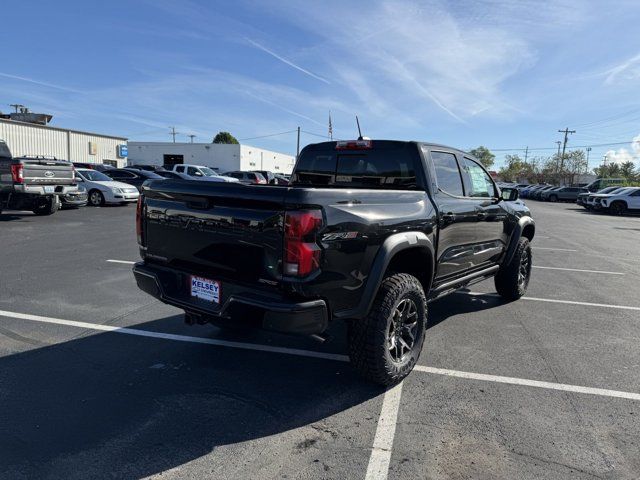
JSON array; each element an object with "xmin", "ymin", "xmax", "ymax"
[
  {"xmin": 348, "ymin": 273, "xmax": 427, "ymax": 386},
  {"xmin": 495, "ymin": 237, "xmax": 532, "ymax": 301},
  {"xmin": 32, "ymin": 196, "xmax": 58, "ymax": 216},
  {"xmin": 89, "ymin": 190, "xmax": 105, "ymax": 207},
  {"xmin": 609, "ymin": 201, "xmax": 626, "ymax": 216}
]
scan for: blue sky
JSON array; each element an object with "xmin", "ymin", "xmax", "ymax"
[{"xmin": 1, "ymin": 0, "xmax": 640, "ymax": 169}]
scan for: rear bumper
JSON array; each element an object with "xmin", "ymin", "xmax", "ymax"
[{"xmin": 133, "ymin": 262, "xmax": 328, "ymax": 335}]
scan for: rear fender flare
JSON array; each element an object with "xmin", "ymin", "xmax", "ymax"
[{"xmin": 333, "ymin": 232, "xmax": 435, "ymax": 320}]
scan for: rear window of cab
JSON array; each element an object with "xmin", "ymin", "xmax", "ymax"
[{"xmin": 292, "ymin": 141, "xmax": 421, "ymax": 189}]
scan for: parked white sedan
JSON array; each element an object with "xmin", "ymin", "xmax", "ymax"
[{"xmin": 75, "ymin": 168, "xmax": 140, "ymax": 206}]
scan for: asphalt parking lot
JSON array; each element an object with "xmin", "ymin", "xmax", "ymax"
[{"xmin": 1, "ymin": 201, "xmax": 639, "ymax": 480}]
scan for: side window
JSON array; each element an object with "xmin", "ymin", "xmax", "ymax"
[
  {"xmin": 176, "ymin": 166, "xmax": 184, "ymax": 173},
  {"xmin": 631, "ymin": 190, "xmax": 640, "ymax": 197},
  {"xmin": 460, "ymin": 157, "xmax": 495, "ymax": 198},
  {"xmin": 431, "ymin": 151, "xmax": 464, "ymax": 196},
  {"xmin": 187, "ymin": 167, "xmax": 198, "ymax": 176}
]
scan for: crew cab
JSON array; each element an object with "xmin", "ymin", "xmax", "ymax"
[
  {"xmin": 133, "ymin": 139, "xmax": 535, "ymax": 385},
  {"xmin": 0, "ymin": 140, "xmax": 76, "ymax": 215}
]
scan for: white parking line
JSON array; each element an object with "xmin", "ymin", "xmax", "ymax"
[
  {"xmin": 106, "ymin": 259, "xmax": 136, "ymax": 265},
  {"xmin": 464, "ymin": 291, "xmax": 640, "ymax": 311},
  {"xmin": 533, "ymin": 247, "xmax": 578, "ymax": 252},
  {"xmin": 365, "ymin": 382, "xmax": 404, "ymax": 480},
  {"xmin": 414, "ymin": 366, "xmax": 640, "ymax": 401},
  {"xmin": 2, "ymin": 308, "xmax": 640, "ymax": 402},
  {"xmin": 0, "ymin": 309, "xmax": 349, "ymax": 362},
  {"xmin": 533, "ymin": 266, "xmax": 625, "ymax": 275},
  {"xmin": 522, "ymin": 296, "xmax": 640, "ymax": 311}
]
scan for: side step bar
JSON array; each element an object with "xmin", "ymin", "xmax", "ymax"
[{"xmin": 428, "ymin": 265, "xmax": 499, "ymax": 302}]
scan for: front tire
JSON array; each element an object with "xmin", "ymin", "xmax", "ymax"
[
  {"xmin": 495, "ymin": 237, "xmax": 532, "ymax": 301},
  {"xmin": 609, "ymin": 201, "xmax": 626, "ymax": 215},
  {"xmin": 549, "ymin": 195, "xmax": 558, "ymax": 202},
  {"xmin": 89, "ymin": 190, "xmax": 105, "ymax": 207},
  {"xmin": 348, "ymin": 273, "xmax": 427, "ymax": 386}
]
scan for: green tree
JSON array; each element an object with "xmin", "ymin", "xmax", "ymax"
[
  {"xmin": 619, "ymin": 161, "xmax": 636, "ymax": 180},
  {"xmin": 498, "ymin": 154, "xmax": 535, "ymax": 182},
  {"xmin": 212, "ymin": 131, "xmax": 239, "ymax": 144},
  {"xmin": 469, "ymin": 146, "xmax": 495, "ymax": 169}
]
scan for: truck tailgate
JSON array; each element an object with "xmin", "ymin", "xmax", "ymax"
[
  {"xmin": 22, "ymin": 159, "xmax": 75, "ymax": 185},
  {"xmin": 142, "ymin": 180, "xmax": 288, "ymax": 284}
]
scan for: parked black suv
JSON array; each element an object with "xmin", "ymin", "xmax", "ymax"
[
  {"xmin": 103, "ymin": 168, "xmax": 165, "ymax": 191},
  {"xmin": 133, "ymin": 139, "xmax": 534, "ymax": 384}
]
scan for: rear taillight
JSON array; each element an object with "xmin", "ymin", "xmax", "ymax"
[
  {"xmin": 136, "ymin": 195, "xmax": 144, "ymax": 245},
  {"xmin": 283, "ymin": 210, "xmax": 323, "ymax": 277},
  {"xmin": 10, "ymin": 164, "xmax": 24, "ymax": 184}
]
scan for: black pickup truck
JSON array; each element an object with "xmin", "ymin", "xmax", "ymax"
[
  {"xmin": 0, "ymin": 140, "xmax": 76, "ymax": 215},
  {"xmin": 133, "ymin": 139, "xmax": 535, "ymax": 384}
]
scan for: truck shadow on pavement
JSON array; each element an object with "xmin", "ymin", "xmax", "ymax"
[
  {"xmin": 428, "ymin": 289, "xmax": 503, "ymax": 329},
  {"xmin": 0, "ymin": 292, "xmax": 505, "ymax": 479},
  {"xmin": 0, "ymin": 213, "xmax": 32, "ymax": 222},
  {"xmin": 0, "ymin": 314, "xmax": 380, "ymax": 479}
]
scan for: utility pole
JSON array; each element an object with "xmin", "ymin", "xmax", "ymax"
[
  {"xmin": 187, "ymin": 134, "xmax": 196, "ymax": 143},
  {"xmin": 555, "ymin": 141, "xmax": 561, "ymax": 157},
  {"xmin": 169, "ymin": 126, "xmax": 178, "ymax": 143},
  {"xmin": 296, "ymin": 126, "xmax": 300, "ymax": 158},
  {"xmin": 558, "ymin": 127, "xmax": 575, "ymax": 169},
  {"xmin": 524, "ymin": 146, "xmax": 529, "ymax": 164},
  {"xmin": 586, "ymin": 146, "xmax": 591, "ymax": 169}
]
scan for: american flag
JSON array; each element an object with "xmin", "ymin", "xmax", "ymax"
[{"xmin": 328, "ymin": 111, "xmax": 333, "ymax": 140}]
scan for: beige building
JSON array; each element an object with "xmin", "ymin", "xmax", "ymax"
[{"xmin": 0, "ymin": 118, "xmax": 128, "ymax": 167}]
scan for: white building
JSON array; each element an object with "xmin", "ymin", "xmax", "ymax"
[
  {"xmin": 127, "ymin": 142, "xmax": 296, "ymax": 174},
  {"xmin": 0, "ymin": 118, "xmax": 128, "ymax": 167}
]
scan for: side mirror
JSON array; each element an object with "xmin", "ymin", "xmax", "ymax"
[
  {"xmin": 501, "ymin": 187, "xmax": 519, "ymax": 201},
  {"xmin": 75, "ymin": 177, "xmax": 84, "ymax": 182},
  {"xmin": 194, "ymin": 171, "xmax": 203, "ymax": 177}
]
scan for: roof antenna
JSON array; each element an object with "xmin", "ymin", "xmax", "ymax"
[{"xmin": 356, "ymin": 115, "xmax": 363, "ymax": 140}]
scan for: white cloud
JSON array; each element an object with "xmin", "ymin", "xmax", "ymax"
[
  {"xmin": 604, "ymin": 133, "xmax": 640, "ymax": 164},
  {"xmin": 244, "ymin": 38, "xmax": 330, "ymax": 84},
  {"xmin": 603, "ymin": 53, "xmax": 640, "ymax": 85},
  {"xmin": 263, "ymin": 0, "xmax": 543, "ymax": 121}
]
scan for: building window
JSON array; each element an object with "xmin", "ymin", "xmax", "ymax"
[{"xmin": 249, "ymin": 162, "xmax": 256, "ymax": 166}]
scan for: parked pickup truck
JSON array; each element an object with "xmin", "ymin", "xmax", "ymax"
[
  {"xmin": 133, "ymin": 139, "xmax": 535, "ymax": 384},
  {"xmin": 0, "ymin": 140, "xmax": 76, "ymax": 215}
]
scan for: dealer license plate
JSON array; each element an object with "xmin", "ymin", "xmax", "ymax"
[{"xmin": 190, "ymin": 276, "xmax": 220, "ymax": 303}]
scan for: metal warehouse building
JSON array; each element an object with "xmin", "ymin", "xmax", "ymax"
[
  {"xmin": 128, "ymin": 142, "xmax": 296, "ymax": 174},
  {"xmin": 0, "ymin": 118, "xmax": 128, "ymax": 167}
]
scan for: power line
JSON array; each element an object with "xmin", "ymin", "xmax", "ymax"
[
  {"xmin": 490, "ymin": 140, "xmax": 635, "ymax": 152},
  {"xmin": 301, "ymin": 129, "xmax": 330, "ymax": 139},
  {"xmin": 238, "ymin": 130, "xmax": 297, "ymax": 141}
]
